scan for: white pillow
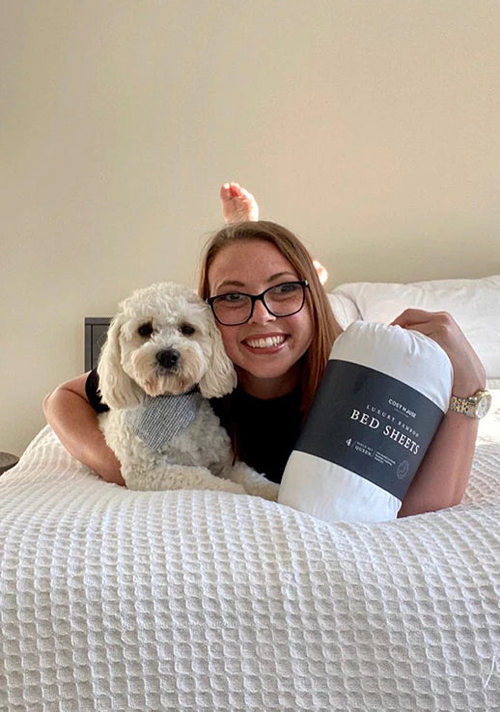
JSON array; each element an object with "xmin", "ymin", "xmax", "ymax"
[
  {"xmin": 327, "ymin": 291, "xmax": 361, "ymax": 329},
  {"xmin": 329, "ymin": 274, "xmax": 500, "ymax": 386}
]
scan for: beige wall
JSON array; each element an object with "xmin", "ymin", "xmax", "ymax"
[{"xmin": 2, "ymin": 0, "xmax": 500, "ymax": 456}]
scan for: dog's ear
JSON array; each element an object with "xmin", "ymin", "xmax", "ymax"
[
  {"xmin": 199, "ymin": 316, "xmax": 237, "ymax": 399},
  {"xmin": 97, "ymin": 314, "xmax": 143, "ymax": 410}
]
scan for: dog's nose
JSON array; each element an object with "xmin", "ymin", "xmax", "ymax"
[{"xmin": 156, "ymin": 349, "xmax": 180, "ymax": 370}]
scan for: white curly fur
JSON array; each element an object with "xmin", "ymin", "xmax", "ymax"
[{"xmin": 97, "ymin": 282, "xmax": 279, "ymax": 500}]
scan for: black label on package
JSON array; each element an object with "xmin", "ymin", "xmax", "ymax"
[{"xmin": 294, "ymin": 360, "xmax": 445, "ymax": 500}]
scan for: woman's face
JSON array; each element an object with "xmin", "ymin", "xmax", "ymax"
[{"xmin": 207, "ymin": 239, "xmax": 313, "ymax": 398}]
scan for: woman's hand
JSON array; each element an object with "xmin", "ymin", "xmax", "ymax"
[
  {"xmin": 392, "ymin": 309, "xmax": 486, "ymax": 516},
  {"xmin": 390, "ymin": 309, "xmax": 486, "ymax": 397}
]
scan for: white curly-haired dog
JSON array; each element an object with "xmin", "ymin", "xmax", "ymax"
[{"xmin": 97, "ymin": 282, "xmax": 278, "ymax": 500}]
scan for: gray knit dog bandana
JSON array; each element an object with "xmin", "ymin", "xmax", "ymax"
[{"xmin": 125, "ymin": 391, "xmax": 204, "ymax": 452}]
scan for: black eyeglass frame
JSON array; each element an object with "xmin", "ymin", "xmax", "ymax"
[{"xmin": 207, "ymin": 280, "xmax": 309, "ymax": 326}]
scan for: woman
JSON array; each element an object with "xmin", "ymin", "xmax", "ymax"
[
  {"xmin": 43, "ymin": 184, "xmax": 487, "ymax": 516},
  {"xmin": 197, "ymin": 217, "xmax": 341, "ymax": 484}
]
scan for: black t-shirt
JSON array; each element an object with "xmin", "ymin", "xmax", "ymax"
[{"xmin": 85, "ymin": 370, "xmax": 302, "ymax": 483}]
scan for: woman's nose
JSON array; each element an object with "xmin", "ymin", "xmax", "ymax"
[{"xmin": 249, "ymin": 298, "xmax": 276, "ymax": 324}]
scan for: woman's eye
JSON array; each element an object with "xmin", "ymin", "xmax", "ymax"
[
  {"xmin": 138, "ymin": 322, "xmax": 154, "ymax": 338},
  {"xmin": 272, "ymin": 282, "xmax": 299, "ymax": 295},
  {"xmin": 220, "ymin": 293, "xmax": 245, "ymax": 303},
  {"xmin": 180, "ymin": 324, "xmax": 195, "ymax": 336}
]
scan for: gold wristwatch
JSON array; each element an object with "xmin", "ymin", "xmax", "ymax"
[{"xmin": 449, "ymin": 389, "xmax": 492, "ymax": 419}]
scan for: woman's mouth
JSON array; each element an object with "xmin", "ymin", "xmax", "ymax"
[{"xmin": 242, "ymin": 334, "xmax": 287, "ymax": 351}]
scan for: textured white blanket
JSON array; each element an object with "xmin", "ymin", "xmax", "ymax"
[{"xmin": 1, "ymin": 426, "xmax": 499, "ymax": 711}]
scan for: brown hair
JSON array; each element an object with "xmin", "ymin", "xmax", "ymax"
[{"xmin": 198, "ymin": 220, "xmax": 343, "ymax": 419}]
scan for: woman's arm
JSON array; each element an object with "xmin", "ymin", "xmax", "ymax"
[
  {"xmin": 392, "ymin": 310, "xmax": 486, "ymax": 517},
  {"xmin": 398, "ymin": 409, "xmax": 478, "ymax": 517},
  {"xmin": 43, "ymin": 373, "xmax": 125, "ymax": 486}
]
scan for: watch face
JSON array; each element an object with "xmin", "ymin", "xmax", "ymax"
[{"xmin": 476, "ymin": 392, "xmax": 492, "ymax": 419}]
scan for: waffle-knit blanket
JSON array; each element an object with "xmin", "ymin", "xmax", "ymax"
[{"xmin": 1, "ymin": 426, "xmax": 499, "ymax": 711}]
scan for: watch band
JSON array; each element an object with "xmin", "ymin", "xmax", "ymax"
[
  {"xmin": 449, "ymin": 394, "xmax": 474, "ymax": 416},
  {"xmin": 448, "ymin": 389, "xmax": 492, "ymax": 419}
]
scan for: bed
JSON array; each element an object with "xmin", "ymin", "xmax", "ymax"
[{"xmin": 1, "ymin": 275, "xmax": 499, "ymax": 711}]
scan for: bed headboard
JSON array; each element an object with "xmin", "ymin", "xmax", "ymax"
[{"xmin": 84, "ymin": 317, "xmax": 111, "ymax": 371}]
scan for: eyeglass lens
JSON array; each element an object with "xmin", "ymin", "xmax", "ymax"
[{"xmin": 212, "ymin": 282, "xmax": 305, "ymax": 325}]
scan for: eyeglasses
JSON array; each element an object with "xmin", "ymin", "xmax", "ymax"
[{"xmin": 207, "ymin": 280, "xmax": 309, "ymax": 326}]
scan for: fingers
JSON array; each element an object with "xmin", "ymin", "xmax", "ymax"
[
  {"xmin": 390, "ymin": 309, "xmax": 456, "ymax": 340},
  {"xmin": 390, "ymin": 310, "xmax": 458, "ymax": 350},
  {"xmin": 389, "ymin": 309, "xmax": 486, "ymax": 393},
  {"xmin": 390, "ymin": 308, "xmax": 445, "ymax": 328}
]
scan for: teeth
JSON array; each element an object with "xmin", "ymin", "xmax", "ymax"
[{"xmin": 246, "ymin": 335, "xmax": 285, "ymax": 349}]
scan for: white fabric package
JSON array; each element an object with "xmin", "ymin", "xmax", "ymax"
[{"xmin": 278, "ymin": 321, "xmax": 454, "ymax": 524}]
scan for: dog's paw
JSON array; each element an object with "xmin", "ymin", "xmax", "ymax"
[
  {"xmin": 244, "ymin": 478, "xmax": 279, "ymax": 501},
  {"xmin": 229, "ymin": 461, "xmax": 280, "ymax": 500},
  {"xmin": 256, "ymin": 480, "xmax": 280, "ymax": 501},
  {"xmin": 221, "ymin": 480, "xmax": 247, "ymax": 495}
]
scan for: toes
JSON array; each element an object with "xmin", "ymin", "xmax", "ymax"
[
  {"xmin": 228, "ymin": 182, "xmax": 243, "ymax": 198},
  {"xmin": 220, "ymin": 182, "xmax": 259, "ymax": 223},
  {"xmin": 221, "ymin": 182, "xmax": 245, "ymax": 199}
]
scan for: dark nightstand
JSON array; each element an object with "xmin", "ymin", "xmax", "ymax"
[{"xmin": 0, "ymin": 452, "xmax": 19, "ymax": 475}]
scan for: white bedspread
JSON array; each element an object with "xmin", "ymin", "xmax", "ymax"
[{"xmin": 1, "ymin": 425, "xmax": 499, "ymax": 711}]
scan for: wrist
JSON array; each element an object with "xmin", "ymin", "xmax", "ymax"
[
  {"xmin": 451, "ymin": 369, "xmax": 487, "ymax": 398},
  {"xmin": 452, "ymin": 382, "xmax": 486, "ymax": 398}
]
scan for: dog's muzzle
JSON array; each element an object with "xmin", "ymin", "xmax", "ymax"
[{"xmin": 156, "ymin": 349, "xmax": 180, "ymax": 370}]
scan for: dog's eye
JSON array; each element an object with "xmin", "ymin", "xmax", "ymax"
[
  {"xmin": 138, "ymin": 321, "xmax": 154, "ymax": 338},
  {"xmin": 180, "ymin": 323, "xmax": 195, "ymax": 336}
]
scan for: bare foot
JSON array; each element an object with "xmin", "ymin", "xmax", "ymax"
[{"xmin": 220, "ymin": 182, "xmax": 259, "ymax": 224}]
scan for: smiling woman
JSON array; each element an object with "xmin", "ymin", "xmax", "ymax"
[
  {"xmin": 199, "ymin": 220, "xmax": 339, "ymax": 404},
  {"xmin": 194, "ymin": 219, "xmax": 342, "ymax": 482},
  {"xmin": 207, "ymin": 240, "xmax": 314, "ymax": 396}
]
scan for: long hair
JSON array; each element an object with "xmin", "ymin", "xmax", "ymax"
[{"xmin": 198, "ymin": 220, "xmax": 343, "ymax": 420}]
